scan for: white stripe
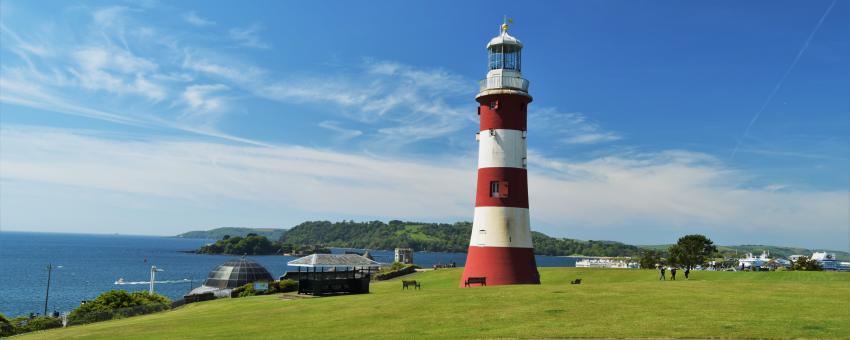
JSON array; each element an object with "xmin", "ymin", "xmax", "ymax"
[
  {"xmin": 469, "ymin": 206, "xmax": 533, "ymax": 248},
  {"xmin": 477, "ymin": 129, "xmax": 526, "ymax": 169}
]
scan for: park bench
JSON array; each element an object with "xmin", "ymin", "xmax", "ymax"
[
  {"xmin": 465, "ymin": 277, "xmax": 486, "ymax": 287},
  {"xmin": 570, "ymin": 278, "xmax": 582, "ymax": 285},
  {"xmin": 402, "ymin": 280, "xmax": 421, "ymax": 290}
]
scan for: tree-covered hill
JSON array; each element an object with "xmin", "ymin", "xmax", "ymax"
[
  {"xmin": 279, "ymin": 220, "xmax": 642, "ymax": 257},
  {"xmin": 280, "ymin": 220, "xmax": 472, "ymax": 253},
  {"xmin": 175, "ymin": 227, "xmax": 287, "ymax": 240}
]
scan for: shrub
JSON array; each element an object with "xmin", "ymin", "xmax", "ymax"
[
  {"xmin": 232, "ymin": 280, "xmax": 298, "ymax": 298},
  {"xmin": 278, "ymin": 279, "xmax": 298, "ymax": 293},
  {"xmin": 10, "ymin": 315, "xmax": 62, "ymax": 333},
  {"xmin": 67, "ymin": 290, "xmax": 170, "ymax": 326},
  {"xmin": 374, "ymin": 263, "xmax": 419, "ymax": 281},
  {"xmin": 233, "ymin": 283, "xmax": 257, "ymax": 298},
  {"xmin": 0, "ymin": 313, "xmax": 15, "ymax": 337}
]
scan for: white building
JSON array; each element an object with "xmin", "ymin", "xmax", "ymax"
[
  {"xmin": 575, "ymin": 257, "xmax": 638, "ymax": 269},
  {"xmin": 738, "ymin": 251, "xmax": 791, "ymax": 270}
]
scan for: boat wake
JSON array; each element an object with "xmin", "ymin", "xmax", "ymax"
[{"xmin": 114, "ymin": 279, "xmax": 191, "ymax": 285}]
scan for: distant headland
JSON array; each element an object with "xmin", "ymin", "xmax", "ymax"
[{"xmin": 173, "ymin": 220, "xmax": 850, "ymax": 260}]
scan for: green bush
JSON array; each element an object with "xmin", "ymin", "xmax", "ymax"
[
  {"xmin": 278, "ymin": 279, "xmax": 298, "ymax": 293},
  {"xmin": 67, "ymin": 290, "xmax": 170, "ymax": 326},
  {"xmin": 232, "ymin": 280, "xmax": 298, "ymax": 298},
  {"xmin": 0, "ymin": 313, "xmax": 15, "ymax": 337},
  {"xmin": 10, "ymin": 315, "xmax": 63, "ymax": 333},
  {"xmin": 374, "ymin": 263, "xmax": 419, "ymax": 281},
  {"xmin": 234, "ymin": 283, "xmax": 257, "ymax": 298}
]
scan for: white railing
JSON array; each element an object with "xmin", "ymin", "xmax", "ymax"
[{"xmin": 479, "ymin": 76, "xmax": 529, "ymax": 92}]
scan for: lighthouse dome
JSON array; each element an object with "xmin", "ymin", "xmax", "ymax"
[{"xmin": 487, "ymin": 30, "xmax": 523, "ymax": 49}]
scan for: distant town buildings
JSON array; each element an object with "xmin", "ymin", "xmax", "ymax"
[
  {"xmin": 575, "ymin": 258, "xmax": 639, "ymax": 269},
  {"xmin": 743, "ymin": 251, "xmax": 847, "ymax": 271},
  {"xmin": 394, "ymin": 248, "xmax": 413, "ymax": 264}
]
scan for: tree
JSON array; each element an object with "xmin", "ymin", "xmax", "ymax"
[
  {"xmin": 792, "ymin": 256, "xmax": 822, "ymax": 271},
  {"xmin": 638, "ymin": 249, "xmax": 664, "ymax": 269},
  {"xmin": 668, "ymin": 234, "xmax": 717, "ymax": 269}
]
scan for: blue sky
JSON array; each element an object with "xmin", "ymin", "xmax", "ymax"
[{"xmin": 1, "ymin": 0, "xmax": 848, "ymax": 250}]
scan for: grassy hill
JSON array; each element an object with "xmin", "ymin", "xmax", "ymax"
[
  {"xmin": 23, "ymin": 268, "xmax": 850, "ymax": 339},
  {"xmin": 175, "ymin": 227, "xmax": 287, "ymax": 240}
]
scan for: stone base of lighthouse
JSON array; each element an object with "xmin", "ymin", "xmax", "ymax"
[{"xmin": 461, "ymin": 246, "xmax": 539, "ymax": 286}]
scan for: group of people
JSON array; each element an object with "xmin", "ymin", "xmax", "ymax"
[{"xmin": 658, "ymin": 266, "xmax": 690, "ymax": 280}]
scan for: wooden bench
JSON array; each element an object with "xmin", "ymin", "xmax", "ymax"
[
  {"xmin": 465, "ymin": 277, "xmax": 486, "ymax": 287},
  {"xmin": 402, "ymin": 280, "xmax": 421, "ymax": 290},
  {"xmin": 570, "ymin": 278, "xmax": 582, "ymax": 285}
]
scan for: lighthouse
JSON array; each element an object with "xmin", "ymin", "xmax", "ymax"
[{"xmin": 461, "ymin": 21, "xmax": 540, "ymax": 287}]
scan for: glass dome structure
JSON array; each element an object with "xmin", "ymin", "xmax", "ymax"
[{"xmin": 202, "ymin": 257, "xmax": 274, "ymax": 289}]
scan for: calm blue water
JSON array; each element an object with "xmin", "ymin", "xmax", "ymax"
[{"xmin": 0, "ymin": 232, "xmax": 576, "ymax": 317}]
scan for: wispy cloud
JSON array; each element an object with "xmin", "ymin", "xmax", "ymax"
[
  {"xmin": 256, "ymin": 60, "xmax": 475, "ymax": 147},
  {"xmin": 318, "ymin": 121, "xmax": 363, "ymax": 141},
  {"xmin": 182, "ymin": 84, "xmax": 228, "ymax": 112},
  {"xmin": 228, "ymin": 24, "xmax": 269, "ymax": 49},
  {"xmin": 182, "ymin": 51, "xmax": 266, "ymax": 85},
  {"xmin": 183, "ymin": 11, "xmax": 214, "ymax": 27},
  {"xmin": 563, "ymin": 132, "xmax": 621, "ymax": 145},
  {"xmin": 530, "ymin": 108, "xmax": 622, "ymax": 145},
  {"xmin": 69, "ymin": 46, "xmax": 166, "ymax": 101},
  {"xmin": 1, "ymin": 126, "xmax": 846, "ymax": 248}
]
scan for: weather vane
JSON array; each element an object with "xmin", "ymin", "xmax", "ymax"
[{"xmin": 502, "ymin": 15, "xmax": 514, "ymax": 33}]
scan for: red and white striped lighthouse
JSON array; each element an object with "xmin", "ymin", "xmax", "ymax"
[{"xmin": 461, "ymin": 22, "xmax": 540, "ymax": 287}]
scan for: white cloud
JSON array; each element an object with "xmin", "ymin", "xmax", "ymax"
[
  {"xmin": 530, "ymin": 108, "xmax": 622, "ymax": 145},
  {"xmin": 184, "ymin": 11, "xmax": 214, "ymax": 27},
  {"xmin": 0, "ymin": 22, "xmax": 52, "ymax": 57},
  {"xmin": 256, "ymin": 60, "xmax": 475, "ymax": 146},
  {"xmin": 92, "ymin": 6, "xmax": 129, "ymax": 28},
  {"xmin": 182, "ymin": 52, "xmax": 266, "ymax": 85},
  {"xmin": 1, "ymin": 127, "xmax": 847, "ymax": 249},
  {"xmin": 69, "ymin": 46, "xmax": 166, "ymax": 101},
  {"xmin": 563, "ymin": 132, "xmax": 621, "ymax": 144},
  {"xmin": 228, "ymin": 24, "xmax": 269, "ymax": 49},
  {"xmin": 182, "ymin": 84, "xmax": 228, "ymax": 112},
  {"xmin": 318, "ymin": 121, "xmax": 363, "ymax": 141}
]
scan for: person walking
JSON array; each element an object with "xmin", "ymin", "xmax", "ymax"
[
  {"xmin": 684, "ymin": 267, "xmax": 690, "ymax": 279},
  {"xmin": 671, "ymin": 267, "xmax": 677, "ymax": 280},
  {"xmin": 659, "ymin": 266, "xmax": 666, "ymax": 280}
]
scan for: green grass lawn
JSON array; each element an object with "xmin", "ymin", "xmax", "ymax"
[{"xmin": 20, "ymin": 268, "xmax": 850, "ymax": 339}]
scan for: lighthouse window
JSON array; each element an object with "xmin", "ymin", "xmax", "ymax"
[
  {"xmin": 490, "ymin": 181, "xmax": 500, "ymax": 197},
  {"xmin": 488, "ymin": 49, "xmax": 503, "ymax": 70},
  {"xmin": 504, "ymin": 50, "xmax": 517, "ymax": 70},
  {"xmin": 490, "ymin": 181, "xmax": 509, "ymax": 198}
]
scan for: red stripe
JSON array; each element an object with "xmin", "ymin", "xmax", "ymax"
[
  {"xmin": 475, "ymin": 167, "xmax": 528, "ymax": 208},
  {"xmin": 461, "ymin": 246, "xmax": 540, "ymax": 287},
  {"xmin": 477, "ymin": 94, "xmax": 529, "ymax": 131}
]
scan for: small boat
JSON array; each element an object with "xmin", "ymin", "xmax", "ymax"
[{"xmin": 114, "ymin": 278, "xmax": 125, "ymax": 285}]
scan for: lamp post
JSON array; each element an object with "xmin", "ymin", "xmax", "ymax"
[
  {"xmin": 149, "ymin": 266, "xmax": 164, "ymax": 294},
  {"xmin": 44, "ymin": 264, "xmax": 62, "ymax": 316}
]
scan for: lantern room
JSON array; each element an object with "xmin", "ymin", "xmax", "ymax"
[{"xmin": 487, "ymin": 23, "xmax": 523, "ymax": 72}]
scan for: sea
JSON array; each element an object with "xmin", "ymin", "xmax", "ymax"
[{"xmin": 0, "ymin": 231, "xmax": 577, "ymax": 318}]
